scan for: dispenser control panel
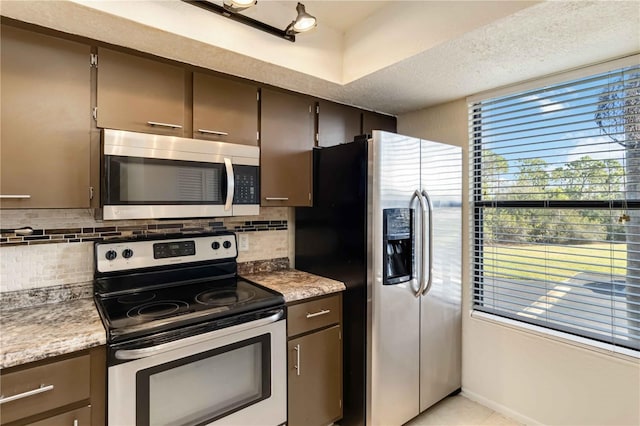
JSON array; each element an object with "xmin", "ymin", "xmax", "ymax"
[{"xmin": 383, "ymin": 208, "xmax": 414, "ymax": 285}]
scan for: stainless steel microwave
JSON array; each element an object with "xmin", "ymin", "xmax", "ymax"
[{"xmin": 101, "ymin": 129, "xmax": 259, "ymax": 220}]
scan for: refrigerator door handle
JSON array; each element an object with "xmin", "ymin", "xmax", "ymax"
[
  {"xmin": 421, "ymin": 189, "xmax": 434, "ymax": 296},
  {"xmin": 414, "ymin": 189, "xmax": 428, "ymax": 297}
]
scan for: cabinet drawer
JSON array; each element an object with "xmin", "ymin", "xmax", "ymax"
[
  {"xmin": 0, "ymin": 355, "xmax": 91, "ymax": 424},
  {"xmin": 28, "ymin": 406, "xmax": 91, "ymax": 426},
  {"xmin": 288, "ymin": 295, "xmax": 340, "ymax": 337}
]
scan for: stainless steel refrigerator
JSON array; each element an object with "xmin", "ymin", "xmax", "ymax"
[{"xmin": 295, "ymin": 131, "xmax": 462, "ymax": 426}]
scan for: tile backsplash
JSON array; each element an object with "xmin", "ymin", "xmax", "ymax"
[{"xmin": 0, "ymin": 208, "xmax": 291, "ymax": 293}]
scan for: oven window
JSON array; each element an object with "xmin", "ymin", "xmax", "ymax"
[
  {"xmin": 105, "ymin": 156, "xmax": 225, "ymax": 205},
  {"xmin": 136, "ymin": 334, "xmax": 271, "ymax": 426}
]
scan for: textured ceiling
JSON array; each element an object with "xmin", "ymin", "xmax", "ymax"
[{"xmin": 2, "ymin": 1, "xmax": 638, "ymax": 116}]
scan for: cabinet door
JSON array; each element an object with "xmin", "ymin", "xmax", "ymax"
[
  {"xmin": 28, "ymin": 406, "xmax": 91, "ymax": 426},
  {"xmin": 317, "ymin": 100, "xmax": 362, "ymax": 147},
  {"xmin": 362, "ymin": 110, "xmax": 397, "ymax": 135},
  {"xmin": 288, "ymin": 325, "xmax": 342, "ymax": 426},
  {"xmin": 97, "ymin": 48, "xmax": 185, "ymax": 136},
  {"xmin": 260, "ymin": 89, "xmax": 314, "ymax": 206},
  {"xmin": 0, "ymin": 25, "xmax": 91, "ymax": 208},
  {"xmin": 0, "ymin": 354, "xmax": 90, "ymax": 424},
  {"xmin": 193, "ymin": 73, "xmax": 258, "ymax": 145}
]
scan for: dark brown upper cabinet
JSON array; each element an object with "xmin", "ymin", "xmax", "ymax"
[
  {"xmin": 193, "ymin": 73, "xmax": 258, "ymax": 145},
  {"xmin": 316, "ymin": 100, "xmax": 362, "ymax": 148},
  {"xmin": 260, "ymin": 88, "xmax": 314, "ymax": 207},
  {"xmin": 362, "ymin": 110, "xmax": 397, "ymax": 135},
  {"xmin": 0, "ymin": 25, "xmax": 91, "ymax": 209},
  {"xmin": 96, "ymin": 48, "xmax": 186, "ymax": 136}
]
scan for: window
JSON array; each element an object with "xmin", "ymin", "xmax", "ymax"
[{"xmin": 470, "ymin": 58, "xmax": 640, "ymax": 352}]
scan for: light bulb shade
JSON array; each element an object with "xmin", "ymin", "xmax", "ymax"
[
  {"xmin": 292, "ymin": 2, "xmax": 316, "ymax": 33},
  {"xmin": 230, "ymin": 0, "xmax": 256, "ymax": 7},
  {"xmin": 225, "ymin": 0, "xmax": 257, "ymax": 11}
]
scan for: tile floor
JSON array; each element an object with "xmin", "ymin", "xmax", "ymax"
[{"xmin": 404, "ymin": 394, "xmax": 522, "ymax": 426}]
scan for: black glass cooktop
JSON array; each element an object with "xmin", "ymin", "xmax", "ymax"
[{"xmin": 95, "ymin": 277, "xmax": 284, "ymax": 342}]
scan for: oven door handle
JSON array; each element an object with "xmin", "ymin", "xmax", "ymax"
[{"xmin": 114, "ymin": 309, "xmax": 284, "ymax": 361}]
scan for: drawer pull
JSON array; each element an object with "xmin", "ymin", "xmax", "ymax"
[
  {"xmin": 0, "ymin": 384, "xmax": 54, "ymax": 404},
  {"xmin": 0, "ymin": 227, "xmax": 33, "ymax": 236},
  {"xmin": 0, "ymin": 195, "xmax": 31, "ymax": 199},
  {"xmin": 198, "ymin": 129, "xmax": 229, "ymax": 136},
  {"xmin": 306, "ymin": 309, "xmax": 331, "ymax": 319},
  {"xmin": 265, "ymin": 197, "xmax": 289, "ymax": 201},
  {"xmin": 147, "ymin": 121, "xmax": 183, "ymax": 129}
]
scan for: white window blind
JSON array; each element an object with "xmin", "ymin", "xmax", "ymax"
[{"xmin": 470, "ymin": 60, "xmax": 640, "ymax": 352}]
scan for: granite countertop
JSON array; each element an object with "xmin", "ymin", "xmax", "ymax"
[
  {"xmin": 0, "ymin": 267, "xmax": 343, "ymax": 369},
  {"xmin": 0, "ymin": 297, "xmax": 106, "ymax": 369},
  {"xmin": 243, "ymin": 269, "xmax": 346, "ymax": 303}
]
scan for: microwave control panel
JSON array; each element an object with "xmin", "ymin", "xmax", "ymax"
[{"xmin": 234, "ymin": 165, "xmax": 259, "ymax": 204}]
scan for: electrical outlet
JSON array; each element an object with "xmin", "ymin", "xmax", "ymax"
[{"xmin": 238, "ymin": 233, "xmax": 249, "ymax": 252}]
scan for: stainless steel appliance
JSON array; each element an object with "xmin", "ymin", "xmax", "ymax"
[
  {"xmin": 295, "ymin": 131, "xmax": 462, "ymax": 426},
  {"xmin": 101, "ymin": 129, "xmax": 260, "ymax": 220},
  {"xmin": 93, "ymin": 232, "xmax": 286, "ymax": 426}
]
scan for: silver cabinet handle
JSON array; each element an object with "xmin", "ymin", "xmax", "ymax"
[
  {"xmin": 413, "ymin": 189, "xmax": 428, "ymax": 297},
  {"xmin": 73, "ymin": 420, "xmax": 79, "ymax": 426},
  {"xmin": 0, "ymin": 384, "xmax": 54, "ymax": 404},
  {"xmin": 0, "ymin": 227, "xmax": 33, "ymax": 236},
  {"xmin": 0, "ymin": 195, "xmax": 31, "ymax": 199},
  {"xmin": 224, "ymin": 158, "xmax": 234, "ymax": 211},
  {"xmin": 306, "ymin": 309, "xmax": 330, "ymax": 319},
  {"xmin": 421, "ymin": 190, "xmax": 434, "ymax": 296},
  {"xmin": 147, "ymin": 121, "xmax": 183, "ymax": 129},
  {"xmin": 264, "ymin": 197, "xmax": 289, "ymax": 201},
  {"xmin": 294, "ymin": 344, "xmax": 301, "ymax": 376},
  {"xmin": 115, "ymin": 309, "xmax": 284, "ymax": 360},
  {"xmin": 198, "ymin": 129, "xmax": 228, "ymax": 136}
]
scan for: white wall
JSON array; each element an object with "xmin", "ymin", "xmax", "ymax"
[{"xmin": 398, "ymin": 100, "xmax": 640, "ymax": 426}]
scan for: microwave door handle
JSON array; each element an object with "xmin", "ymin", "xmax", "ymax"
[
  {"xmin": 421, "ymin": 189, "xmax": 434, "ymax": 296},
  {"xmin": 224, "ymin": 158, "xmax": 234, "ymax": 211},
  {"xmin": 413, "ymin": 189, "xmax": 427, "ymax": 297}
]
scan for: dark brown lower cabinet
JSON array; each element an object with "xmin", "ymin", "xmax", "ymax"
[
  {"xmin": 287, "ymin": 295, "xmax": 342, "ymax": 426},
  {"xmin": 0, "ymin": 346, "xmax": 105, "ymax": 426},
  {"xmin": 28, "ymin": 406, "xmax": 91, "ymax": 426}
]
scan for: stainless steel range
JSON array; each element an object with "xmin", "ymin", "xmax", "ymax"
[{"xmin": 93, "ymin": 232, "xmax": 286, "ymax": 426}]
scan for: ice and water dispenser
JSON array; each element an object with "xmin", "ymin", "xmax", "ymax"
[{"xmin": 383, "ymin": 208, "xmax": 414, "ymax": 285}]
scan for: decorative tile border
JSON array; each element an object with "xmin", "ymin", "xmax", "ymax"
[{"xmin": 0, "ymin": 220, "xmax": 287, "ymax": 247}]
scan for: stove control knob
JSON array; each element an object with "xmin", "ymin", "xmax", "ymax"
[
  {"xmin": 223, "ymin": 240, "xmax": 232, "ymax": 249},
  {"xmin": 212, "ymin": 241, "xmax": 221, "ymax": 250},
  {"xmin": 122, "ymin": 248, "xmax": 134, "ymax": 259},
  {"xmin": 105, "ymin": 249, "xmax": 117, "ymax": 261}
]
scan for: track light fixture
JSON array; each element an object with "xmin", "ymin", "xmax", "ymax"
[
  {"xmin": 285, "ymin": 3, "xmax": 317, "ymax": 35},
  {"xmin": 182, "ymin": 0, "xmax": 317, "ymax": 42}
]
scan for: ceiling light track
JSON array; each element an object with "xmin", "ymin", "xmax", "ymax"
[{"xmin": 182, "ymin": 0, "xmax": 297, "ymax": 42}]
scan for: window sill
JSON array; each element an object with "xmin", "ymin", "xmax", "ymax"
[{"xmin": 470, "ymin": 310, "xmax": 640, "ymax": 361}]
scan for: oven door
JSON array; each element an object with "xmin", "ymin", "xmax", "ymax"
[
  {"xmin": 108, "ymin": 310, "xmax": 286, "ymax": 426},
  {"xmin": 101, "ymin": 129, "xmax": 259, "ymax": 220}
]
